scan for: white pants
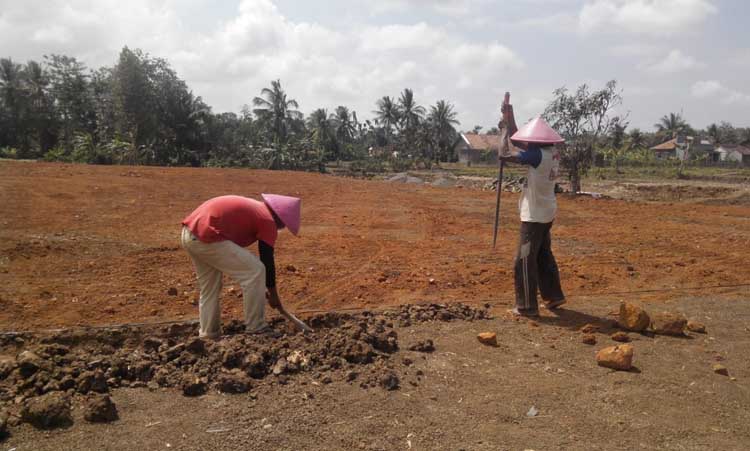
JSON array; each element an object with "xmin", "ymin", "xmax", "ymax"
[{"xmin": 180, "ymin": 226, "xmax": 267, "ymax": 337}]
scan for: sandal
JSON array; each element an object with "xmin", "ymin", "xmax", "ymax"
[
  {"xmin": 544, "ymin": 299, "xmax": 567, "ymax": 310},
  {"xmin": 507, "ymin": 308, "xmax": 540, "ymax": 318}
]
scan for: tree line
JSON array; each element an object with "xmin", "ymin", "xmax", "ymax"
[{"xmin": 0, "ymin": 47, "xmax": 461, "ymax": 170}]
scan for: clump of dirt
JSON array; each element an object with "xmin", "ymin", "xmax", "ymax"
[{"xmin": 0, "ymin": 303, "xmax": 489, "ymax": 434}]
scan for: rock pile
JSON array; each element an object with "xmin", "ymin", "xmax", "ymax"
[{"xmin": 0, "ymin": 302, "xmax": 490, "ymax": 434}]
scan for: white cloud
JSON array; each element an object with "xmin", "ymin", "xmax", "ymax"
[
  {"xmin": 644, "ymin": 49, "xmax": 703, "ymax": 73},
  {"xmin": 0, "ymin": 0, "xmax": 524, "ymax": 128},
  {"xmin": 579, "ymin": 0, "xmax": 717, "ymax": 35},
  {"xmin": 691, "ymin": 80, "xmax": 750, "ymax": 105},
  {"xmin": 365, "ymin": 0, "xmax": 489, "ymax": 16},
  {"xmin": 515, "ymin": 12, "xmax": 577, "ymax": 30}
]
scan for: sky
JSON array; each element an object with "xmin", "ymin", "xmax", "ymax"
[{"xmin": 1, "ymin": 0, "xmax": 748, "ymax": 131}]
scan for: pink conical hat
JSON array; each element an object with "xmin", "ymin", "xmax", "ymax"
[
  {"xmin": 511, "ymin": 116, "xmax": 565, "ymax": 144},
  {"xmin": 262, "ymin": 193, "xmax": 301, "ymax": 236}
]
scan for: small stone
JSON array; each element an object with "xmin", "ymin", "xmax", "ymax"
[
  {"xmin": 650, "ymin": 312, "xmax": 687, "ymax": 336},
  {"xmin": 687, "ymin": 320, "xmax": 706, "ymax": 334},
  {"xmin": 321, "ymin": 375, "xmax": 332, "ymax": 384},
  {"xmin": 596, "ymin": 344, "xmax": 634, "ymax": 371},
  {"xmin": 581, "ymin": 334, "xmax": 597, "ymax": 345},
  {"xmin": 181, "ymin": 375, "xmax": 207, "ymax": 396},
  {"xmin": 379, "ymin": 372, "xmax": 400, "ymax": 390},
  {"xmin": 477, "ymin": 332, "xmax": 497, "ymax": 347},
  {"xmin": 0, "ymin": 410, "xmax": 8, "ymax": 438},
  {"xmin": 17, "ymin": 350, "xmax": 43, "ymax": 378},
  {"xmin": 286, "ymin": 351, "xmax": 310, "ymax": 371},
  {"xmin": 76, "ymin": 370, "xmax": 108, "ymax": 394},
  {"xmin": 185, "ymin": 337, "xmax": 206, "ymax": 354},
  {"xmin": 142, "ymin": 337, "xmax": 164, "ymax": 352},
  {"xmin": 580, "ymin": 324, "xmax": 599, "ymax": 334},
  {"xmin": 167, "ymin": 287, "xmax": 178, "ymax": 296},
  {"xmin": 408, "ymin": 340, "xmax": 435, "ymax": 353},
  {"xmin": 712, "ymin": 364, "xmax": 729, "ymax": 376},
  {"xmin": 286, "ymin": 264, "xmax": 297, "ymax": 272},
  {"xmin": 216, "ymin": 371, "xmax": 251, "ymax": 394},
  {"xmin": 618, "ymin": 302, "xmax": 650, "ymax": 332},
  {"xmin": 83, "ymin": 394, "xmax": 119, "ymax": 423},
  {"xmin": 402, "ymin": 357, "xmax": 413, "ymax": 366},
  {"xmin": 21, "ymin": 392, "xmax": 72, "ymax": 429},
  {"xmin": 346, "ymin": 371, "xmax": 358, "ymax": 382},
  {"xmin": 611, "ymin": 331, "xmax": 630, "ymax": 343},
  {"xmin": 0, "ymin": 355, "xmax": 16, "ymax": 379},
  {"xmin": 272, "ymin": 358, "xmax": 288, "ymax": 376}
]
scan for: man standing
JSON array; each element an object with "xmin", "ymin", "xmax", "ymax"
[
  {"xmin": 499, "ymin": 109, "xmax": 566, "ymax": 317},
  {"xmin": 180, "ymin": 194, "xmax": 301, "ymax": 337}
]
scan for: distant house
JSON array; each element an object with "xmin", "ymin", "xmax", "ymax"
[
  {"xmin": 455, "ymin": 133, "xmax": 501, "ymax": 165},
  {"xmin": 715, "ymin": 144, "xmax": 750, "ymax": 166},
  {"xmin": 650, "ymin": 138, "xmax": 678, "ymax": 159},
  {"xmin": 650, "ymin": 135, "xmax": 715, "ymax": 161}
]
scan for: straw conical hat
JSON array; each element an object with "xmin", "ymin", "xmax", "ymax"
[
  {"xmin": 261, "ymin": 194, "xmax": 301, "ymax": 236},
  {"xmin": 511, "ymin": 116, "xmax": 565, "ymax": 144}
]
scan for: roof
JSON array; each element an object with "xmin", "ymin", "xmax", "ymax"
[
  {"xmin": 651, "ymin": 138, "xmax": 678, "ymax": 151},
  {"xmin": 460, "ymin": 133, "xmax": 501, "ymax": 151},
  {"xmin": 717, "ymin": 144, "xmax": 750, "ymax": 155}
]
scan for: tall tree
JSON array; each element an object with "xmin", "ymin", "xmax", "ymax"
[
  {"xmin": 46, "ymin": 54, "xmax": 95, "ymax": 152},
  {"xmin": 111, "ymin": 47, "xmax": 157, "ymax": 151},
  {"xmin": 0, "ymin": 58, "xmax": 25, "ymax": 151},
  {"xmin": 398, "ymin": 88, "xmax": 425, "ymax": 132},
  {"xmin": 252, "ymin": 79, "xmax": 300, "ymax": 144},
  {"xmin": 373, "ymin": 96, "xmax": 400, "ymax": 145},
  {"xmin": 23, "ymin": 60, "xmax": 56, "ymax": 155},
  {"xmin": 428, "ymin": 100, "xmax": 460, "ymax": 162},
  {"xmin": 330, "ymin": 106, "xmax": 355, "ymax": 145},
  {"xmin": 627, "ymin": 128, "xmax": 645, "ymax": 149},
  {"xmin": 654, "ymin": 112, "xmax": 689, "ymax": 138},
  {"xmin": 543, "ymin": 80, "xmax": 624, "ymax": 193}
]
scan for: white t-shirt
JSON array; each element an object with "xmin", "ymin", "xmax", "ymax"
[{"xmin": 519, "ymin": 147, "xmax": 560, "ymax": 223}]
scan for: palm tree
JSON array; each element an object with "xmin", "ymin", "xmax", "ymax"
[
  {"xmin": 252, "ymin": 79, "xmax": 300, "ymax": 143},
  {"xmin": 23, "ymin": 60, "xmax": 54, "ymax": 155},
  {"xmin": 654, "ymin": 112, "xmax": 689, "ymax": 138},
  {"xmin": 627, "ymin": 128, "xmax": 645, "ymax": 149},
  {"xmin": 373, "ymin": 96, "xmax": 400, "ymax": 145},
  {"xmin": 0, "ymin": 58, "xmax": 23, "ymax": 149},
  {"xmin": 330, "ymin": 106, "xmax": 356, "ymax": 144},
  {"xmin": 428, "ymin": 100, "xmax": 460, "ymax": 162},
  {"xmin": 307, "ymin": 108, "xmax": 336, "ymax": 160},
  {"xmin": 398, "ymin": 88, "xmax": 425, "ymax": 132}
]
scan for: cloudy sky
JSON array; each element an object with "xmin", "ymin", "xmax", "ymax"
[{"xmin": 1, "ymin": 0, "xmax": 747, "ymax": 131}]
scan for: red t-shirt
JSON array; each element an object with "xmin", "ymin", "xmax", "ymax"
[{"xmin": 182, "ymin": 195, "xmax": 278, "ymax": 247}]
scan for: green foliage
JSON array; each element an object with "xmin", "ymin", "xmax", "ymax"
[
  {"xmin": 543, "ymin": 80, "xmax": 624, "ymax": 192},
  {"xmin": 43, "ymin": 146, "xmax": 70, "ymax": 162},
  {"xmin": 0, "ymin": 147, "xmax": 18, "ymax": 158}
]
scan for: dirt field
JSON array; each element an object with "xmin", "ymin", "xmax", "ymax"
[
  {"xmin": 1, "ymin": 161, "xmax": 749, "ymax": 331},
  {"xmin": 1, "ymin": 161, "xmax": 750, "ymax": 449}
]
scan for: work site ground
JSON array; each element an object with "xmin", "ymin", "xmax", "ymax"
[{"xmin": 1, "ymin": 161, "xmax": 749, "ymax": 450}]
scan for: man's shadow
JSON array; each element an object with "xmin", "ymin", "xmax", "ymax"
[{"xmin": 535, "ymin": 308, "xmax": 617, "ymax": 332}]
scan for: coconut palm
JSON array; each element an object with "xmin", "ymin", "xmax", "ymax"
[
  {"xmin": 627, "ymin": 128, "xmax": 645, "ymax": 149},
  {"xmin": 307, "ymin": 108, "xmax": 336, "ymax": 160},
  {"xmin": 0, "ymin": 58, "xmax": 24, "ymax": 148},
  {"xmin": 654, "ymin": 112, "xmax": 689, "ymax": 138},
  {"xmin": 252, "ymin": 79, "xmax": 300, "ymax": 143},
  {"xmin": 428, "ymin": 100, "xmax": 460, "ymax": 162},
  {"xmin": 330, "ymin": 106, "xmax": 356, "ymax": 144},
  {"xmin": 398, "ymin": 88, "xmax": 425, "ymax": 132},
  {"xmin": 373, "ymin": 96, "xmax": 400, "ymax": 144}
]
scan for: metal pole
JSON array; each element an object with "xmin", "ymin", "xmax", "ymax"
[{"xmin": 492, "ymin": 160, "xmax": 505, "ymax": 248}]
